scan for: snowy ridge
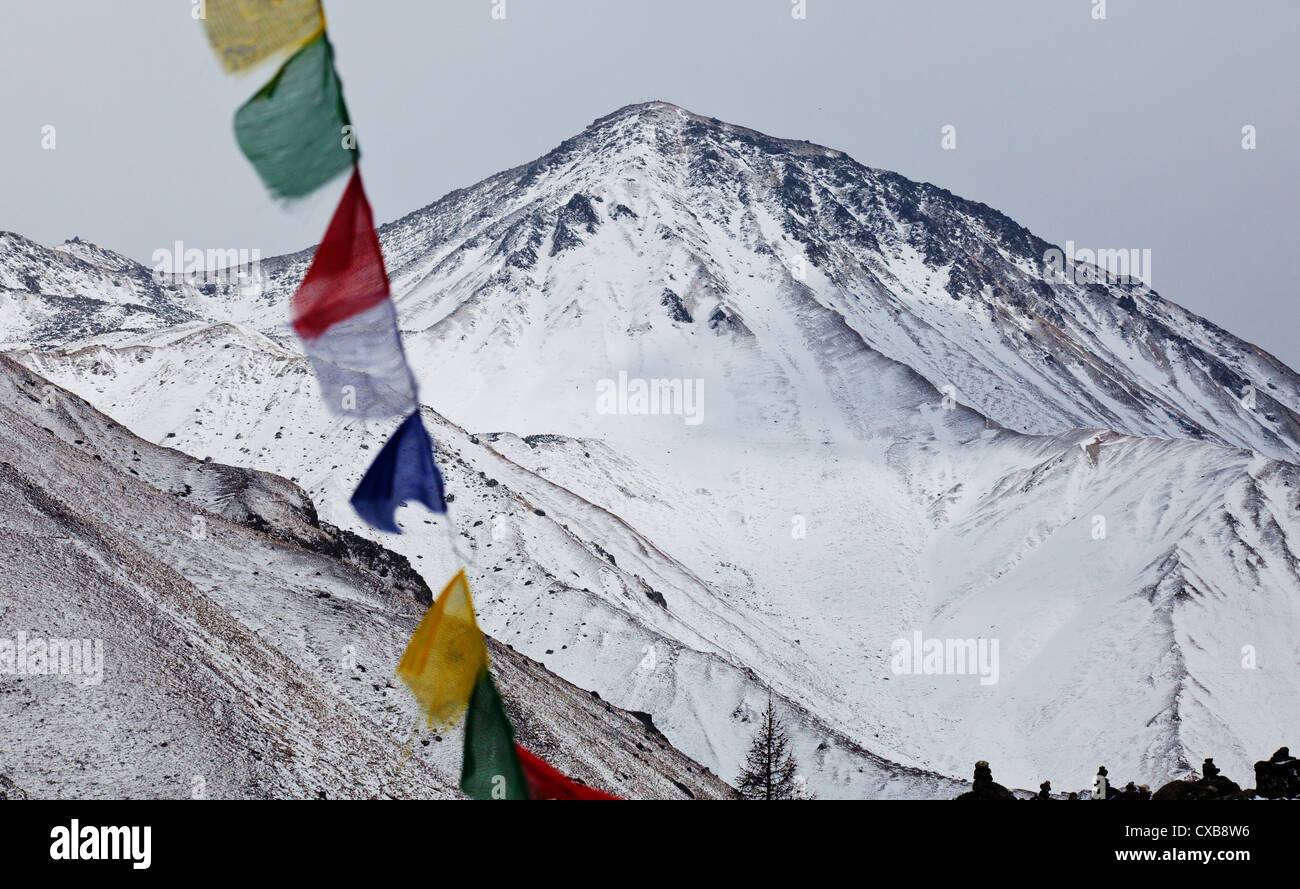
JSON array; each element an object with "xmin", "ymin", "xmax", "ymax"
[{"xmin": 0, "ymin": 354, "xmax": 734, "ymax": 799}]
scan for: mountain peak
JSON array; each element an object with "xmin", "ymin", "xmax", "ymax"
[
  {"xmin": 582, "ymin": 100, "xmax": 847, "ymax": 162},
  {"xmin": 594, "ymin": 99, "xmax": 687, "ymax": 121},
  {"xmin": 55, "ymin": 236, "xmax": 142, "ymax": 273}
]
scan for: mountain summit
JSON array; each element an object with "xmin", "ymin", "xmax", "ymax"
[{"xmin": 364, "ymin": 99, "xmax": 1300, "ymax": 462}]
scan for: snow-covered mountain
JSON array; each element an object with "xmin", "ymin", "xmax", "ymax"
[
  {"xmin": 0, "ymin": 233, "xmax": 199, "ymax": 344},
  {"xmin": 0, "ymin": 353, "xmax": 734, "ymax": 799},
  {"xmin": 5, "ymin": 101, "xmax": 1298, "ymax": 796}
]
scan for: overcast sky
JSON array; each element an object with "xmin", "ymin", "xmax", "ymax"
[{"xmin": 2, "ymin": 1, "xmax": 1296, "ymax": 364}]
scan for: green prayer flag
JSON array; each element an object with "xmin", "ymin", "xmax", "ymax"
[
  {"xmin": 460, "ymin": 669, "xmax": 528, "ymax": 800},
  {"xmin": 233, "ymin": 33, "xmax": 357, "ymax": 199}
]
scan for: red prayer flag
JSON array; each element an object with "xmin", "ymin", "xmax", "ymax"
[
  {"xmin": 292, "ymin": 166, "xmax": 390, "ymax": 340},
  {"xmin": 515, "ymin": 745, "xmax": 620, "ymax": 800},
  {"xmin": 290, "ymin": 166, "xmax": 418, "ymax": 419}
]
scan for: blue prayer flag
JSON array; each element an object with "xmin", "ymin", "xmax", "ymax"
[{"xmin": 351, "ymin": 411, "xmax": 446, "ymax": 533}]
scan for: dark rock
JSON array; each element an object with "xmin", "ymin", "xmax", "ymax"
[
  {"xmin": 0, "ymin": 773, "xmax": 28, "ymax": 800},
  {"xmin": 660, "ymin": 289, "xmax": 693, "ymax": 323},
  {"xmin": 549, "ymin": 193, "xmax": 602, "ymax": 256},
  {"xmin": 955, "ymin": 760, "xmax": 1016, "ymax": 800},
  {"xmin": 1152, "ymin": 761, "xmax": 1243, "ymax": 801},
  {"xmin": 1254, "ymin": 747, "xmax": 1300, "ymax": 799}
]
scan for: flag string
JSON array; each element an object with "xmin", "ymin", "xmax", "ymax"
[{"xmin": 197, "ymin": 1, "xmax": 618, "ymax": 801}]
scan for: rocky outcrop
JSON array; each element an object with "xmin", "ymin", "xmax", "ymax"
[
  {"xmin": 0, "ymin": 774, "xmax": 28, "ymax": 800},
  {"xmin": 1254, "ymin": 748, "xmax": 1300, "ymax": 799},
  {"xmin": 955, "ymin": 761, "xmax": 1017, "ymax": 800}
]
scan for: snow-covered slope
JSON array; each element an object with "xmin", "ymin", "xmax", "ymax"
[
  {"xmin": 5, "ymin": 102, "xmax": 1299, "ymax": 796},
  {"xmin": 0, "ymin": 354, "xmax": 735, "ymax": 799},
  {"xmin": 18, "ymin": 319, "xmax": 1300, "ymax": 794},
  {"xmin": 10, "ymin": 326, "xmax": 966, "ymax": 798}
]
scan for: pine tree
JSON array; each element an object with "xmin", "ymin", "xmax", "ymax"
[{"xmin": 736, "ymin": 692, "xmax": 804, "ymax": 799}]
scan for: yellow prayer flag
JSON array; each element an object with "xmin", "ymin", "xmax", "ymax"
[
  {"xmin": 200, "ymin": 0, "xmax": 326, "ymax": 74},
  {"xmin": 396, "ymin": 569, "xmax": 489, "ymax": 728}
]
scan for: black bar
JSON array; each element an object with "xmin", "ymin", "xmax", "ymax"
[{"xmin": 0, "ymin": 800, "xmax": 1285, "ymax": 873}]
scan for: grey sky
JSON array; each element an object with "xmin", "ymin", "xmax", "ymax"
[{"xmin": 2, "ymin": 1, "xmax": 1297, "ymax": 365}]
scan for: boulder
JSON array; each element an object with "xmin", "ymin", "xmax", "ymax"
[
  {"xmin": 955, "ymin": 760, "xmax": 1017, "ymax": 800},
  {"xmin": 1254, "ymin": 747, "xmax": 1300, "ymax": 799}
]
